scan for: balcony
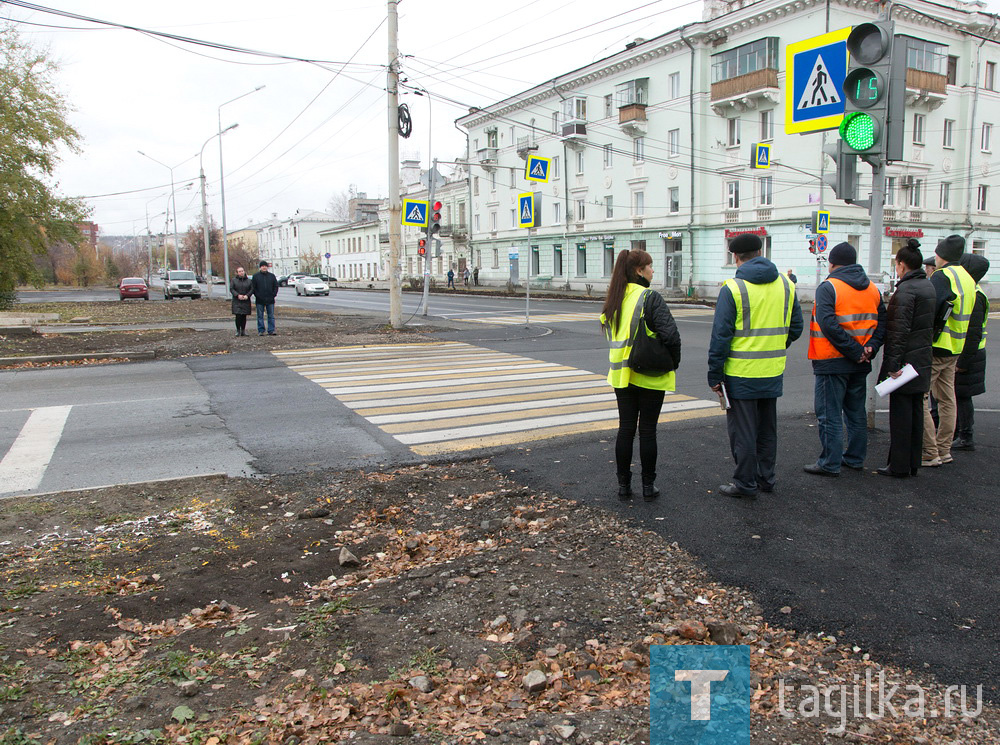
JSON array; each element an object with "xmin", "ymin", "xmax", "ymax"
[
  {"xmin": 618, "ymin": 104, "xmax": 647, "ymax": 137},
  {"xmin": 477, "ymin": 147, "xmax": 498, "ymax": 168},
  {"xmin": 561, "ymin": 120, "xmax": 587, "ymax": 148},
  {"xmin": 379, "ymin": 232, "xmax": 389, "ymax": 243},
  {"xmin": 905, "ymin": 68, "xmax": 948, "ymax": 110},
  {"xmin": 516, "ymin": 136, "xmax": 538, "ymax": 159},
  {"xmin": 710, "ymin": 69, "xmax": 779, "ymax": 115}
]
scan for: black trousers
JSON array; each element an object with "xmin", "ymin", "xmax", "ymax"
[
  {"xmin": 614, "ymin": 385, "xmax": 665, "ymax": 483},
  {"xmin": 887, "ymin": 391, "xmax": 924, "ymax": 474},
  {"xmin": 955, "ymin": 395, "xmax": 976, "ymax": 442},
  {"xmin": 726, "ymin": 397, "xmax": 777, "ymax": 493},
  {"xmin": 234, "ymin": 314, "xmax": 248, "ymax": 333}
]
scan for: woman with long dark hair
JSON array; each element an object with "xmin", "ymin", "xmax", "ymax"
[{"xmin": 600, "ymin": 248, "xmax": 681, "ymax": 501}]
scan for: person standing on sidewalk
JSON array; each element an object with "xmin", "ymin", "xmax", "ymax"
[
  {"xmin": 922, "ymin": 235, "xmax": 977, "ymax": 467},
  {"xmin": 708, "ymin": 233, "xmax": 803, "ymax": 498},
  {"xmin": 600, "ymin": 248, "xmax": 681, "ymax": 502},
  {"xmin": 230, "ymin": 266, "xmax": 252, "ymax": 337},
  {"xmin": 251, "ymin": 260, "xmax": 279, "ymax": 336},
  {"xmin": 953, "ymin": 252, "xmax": 990, "ymax": 451},
  {"xmin": 803, "ymin": 242, "xmax": 886, "ymax": 477},
  {"xmin": 447, "ymin": 268, "xmax": 455, "ymax": 289},
  {"xmin": 463, "ymin": 267, "xmax": 471, "ymax": 287},
  {"xmin": 877, "ymin": 242, "xmax": 935, "ymax": 477},
  {"xmin": 473, "ymin": 266, "xmax": 480, "ymax": 286}
]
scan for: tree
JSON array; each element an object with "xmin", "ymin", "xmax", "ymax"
[
  {"xmin": 181, "ymin": 222, "xmax": 222, "ymax": 277},
  {"xmin": 0, "ymin": 24, "xmax": 86, "ymax": 309},
  {"xmin": 326, "ymin": 188, "xmax": 353, "ymax": 221}
]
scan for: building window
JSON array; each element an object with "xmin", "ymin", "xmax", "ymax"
[
  {"xmin": 912, "ymin": 114, "xmax": 925, "ymax": 145},
  {"xmin": 510, "ymin": 168, "xmax": 516, "ymax": 187},
  {"xmin": 552, "ymin": 155, "xmax": 560, "ymax": 179},
  {"xmin": 615, "ymin": 78, "xmax": 649, "ymax": 107},
  {"xmin": 982, "ymin": 122, "xmax": 992, "ymax": 152},
  {"xmin": 531, "ymin": 246, "xmax": 539, "ymax": 275},
  {"xmin": 604, "ymin": 242, "xmax": 615, "ymax": 277},
  {"xmin": 943, "ymin": 119, "xmax": 955, "ymax": 148},
  {"xmin": 886, "ymin": 176, "xmax": 896, "ymax": 206},
  {"xmin": 669, "ymin": 187, "xmax": 679, "ymax": 214},
  {"xmin": 634, "ymin": 137, "xmax": 645, "ymax": 162},
  {"xmin": 473, "ymin": 176, "xmax": 479, "ymax": 196},
  {"xmin": 576, "ymin": 244, "xmax": 587, "ymax": 276},
  {"xmin": 727, "ymin": 118, "xmax": 741, "ymax": 147},
  {"xmin": 485, "ymin": 129, "xmax": 498, "ymax": 148},
  {"xmin": 510, "ymin": 209, "xmax": 516, "ymax": 228},
  {"xmin": 972, "ymin": 239, "xmax": 987, "ymax": 256},
  {"xmin": 475, "ymin": 215, "xmax": 480, "ymax": 232},
  {"xmin": 726, "ymin": 181, "xmax": 740, "ymax": 209},
  {"xmin": 603, "ymin": 143, "xmax": 613, "ymax": 167},
  {"xmin": 669, "ymin": 71, "xmax": 681, "ymax": 99},
  {"xmin": 489, "ymin": 211, "xmax": 497, "ymax": 231},
  {"xmin": 553, "ymin": 245, "xmax": 563, "ymax": 276},
  {"xmin": 553, "ymin": 201, "xmax": 561, "ymax": 225},
  {"xmin": 492, "ymin": 248, "xmax": 499, "ymax": 268},
  {"xmin": 987, "ymin": 61, "xmax": 996, "ymax": 91},
  {"xmin": 940, "ymin": 182, "xmax": 951, "ymax": 210},
  {"xmin": 712, "ymin": 37, "xmax": 778, "ymax": 83},
  {"xmin": 759, "ymin": 176, "xmax": 773, "ymax": 206},
  {"xmin": 550, "ymin": 111, "xmax": 559, "ymax": 134},
  {"xmin": 576, "ymin": 149, "xmax": 585, "ymax": 174},
  {"xmin": 605, "ymin": 195, "xmax": 613, "ymax": 219},
  {"xmin": 634, "ymin": 191, "xmax": 645, "ymax": 216},
  {"xmin": 668, "ymin": 128, "xmax": 680, "ymax": 157},
  {"xmin": 947, "ymin": 55, "xmax": 959, "ymax": 85},
  {"xmin": 760, "ymin": 110, "xmax": 774, "ymax": 141},
  {"xmin": 490, "ymin": 170, "xmax": 497, "ymax": 191},
  {"xmin": 575, "ymin": 198, "xmax": 586, "ymax": 222},
  {"xmin": 977, "ymin": 184, "xmax": 989, "ymax": 211},
  {"xmin": 909, "ymin": 179, "xmax": 923, "ymax": 208},
  {"xmin": 906, "ymin": 39, "xmax": 946, "ymax": 74},
  {"xmin": 604, "ymin": 94, "xmax": 613, "ymax": 118},
  {"xmin": 562, "ymin": 96, "xmax": 587, "ymax": 121}
]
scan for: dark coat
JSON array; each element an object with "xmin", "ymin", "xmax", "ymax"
[
  {"xmin": 955, "ymin": 253, "xmax": 990, "ymax": 398},
  {"xmin": 878, "ymin": 269, "xmax": 936, "ymax": 395},
  {"xmin": 251, "ymin": 270, "xmax": 279, "ymax": 304},
  {"xmin": 230, "ymin": 274, "xmax": 252, "ymax": 315},
  {"xmin": 707, "ymin": 256, "xmax": 804, "ymax": 399},
  {"xmin": 811, "ymin": 264, "xmax": 887, "ymax": 375},
  {"xmin": 635, "ymin": 277, "xmax": 681, "ymax": 368}
]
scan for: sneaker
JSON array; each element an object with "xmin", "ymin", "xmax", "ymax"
[
  {"xmin": 952, "ymin": 438, "xmax": 976, "ymax": 451},
  {"xmin": 939, "ymin": 453, "xmax": 954, "ymax": 464},
  {"xmin": 921, "ymin": 457, "xmax": 942, "ymax": 468}
]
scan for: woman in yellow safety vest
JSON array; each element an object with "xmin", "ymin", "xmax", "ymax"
[{"xmin": 600, "ymin": 249, "xmax": 681, "ymax": 502}]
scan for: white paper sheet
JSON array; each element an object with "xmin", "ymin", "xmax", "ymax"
[{"xmin": 875, "ymin": 363, "xmax": 919, "ymax": 397}]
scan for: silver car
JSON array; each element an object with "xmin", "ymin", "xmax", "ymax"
[
  {"xmin": 294, "ymin": 276, "xmax": 329, "ymax": 296},
  {"xmin": 164, "ymin": 270, "xmax": 202, "ymax": 299}
]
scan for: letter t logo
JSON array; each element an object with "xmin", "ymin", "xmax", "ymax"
[{"xmin": 675, "ymin": 669, "xmax": 729, "ymax": 720}]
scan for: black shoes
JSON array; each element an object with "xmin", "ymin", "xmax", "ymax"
[
  {"xmin": 952, "ymin": 438, "xmax": 976, "ymax": 451},
  {"xmin": 718, "ymin": 483, "xmax": 756, "ymax": 498},
  {"xmin": 642, "ymin": 483, "xmax": 659, "ymax": 502},
  {"xmin": 803, "ymin": 464, "xmax": 839, "ymax": 477},
  {"xmin": 876, "ymin": 466, "xmax": 908, "ymax": 478},
  {"xmin": 618, "ymin": 483, "xmax": 633, "ymax": 501}
]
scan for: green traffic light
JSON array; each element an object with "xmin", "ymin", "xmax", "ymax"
[{"xmin": 840, "ymin": 111, "xmax": 878, "ymax": 151}]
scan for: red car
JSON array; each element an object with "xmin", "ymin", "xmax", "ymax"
[{"xmin": 119, "ymin": 277, "xmax": 149, "ymax": 300}]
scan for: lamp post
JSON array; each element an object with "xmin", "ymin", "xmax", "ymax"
[
  {"xmin": 145, "ymin": 195, "xmax": 165, "ymax": 282},
  {"xmin": 199, "ymin": 123, "xmax": 239, "ymax": 299},
  {"xmin": 137, "ymin": 151, "xmax": 183, "ymax": 269},
  {"xmin": 218, "ymin": 85, "xmax": 265, "ymax": 293}
]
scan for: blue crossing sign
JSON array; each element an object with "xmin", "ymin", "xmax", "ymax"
[
  {"xmin": 785, "ymin": 26, "xmax": 851, "ymax": 135},
  {"xmin": 524, "ymin": 155, "xmax": 551, "ymax": 183},
  {"xmin": 518, "ymin": 192, "xmax": 536, "ymax": 228},
  {"xmin": 812, "ymin": 210, "xmax": 830, "ymax": 233},
  {"xmin": 401, "ymin": 199, "xmax": 428, "ymax": 227},
  {"xmin": 751, "ymin": 143, "xmax": 771, "ymax": 169}
]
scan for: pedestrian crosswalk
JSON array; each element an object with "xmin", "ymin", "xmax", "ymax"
[
  {"xmin": 457, "ymin": 306, "xmax": 714, "ymax": 325},
  {"xmin": 273, "ymin": 341, "xmax": 723, "ymax": 456}
]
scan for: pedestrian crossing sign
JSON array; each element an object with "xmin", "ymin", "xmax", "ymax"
[
  {"xmin": 401, "ymin": 199, "xmax": 429, "ymax": 227},
  {"xmin": 785, "ymin": 26, "xmax": 851, "ymax": 135},
  {"xmin": 524, "ymin": 155, "xmax": 551, "ymax": 183},
  {"xmin": 518, "ymin": 192, "xmax": 536, "ymax": 228},
  {"xmin": 751, "ymin": 143, "xmax": 771, "ymax": 169},
  {"xmin": 812, "ymin": 210, "xmax": 830, "ymax": 234}
]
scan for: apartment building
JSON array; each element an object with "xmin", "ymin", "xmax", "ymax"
[{"xmin": 257, "ymin": 210, "xmax": 343, "ymax": 278}]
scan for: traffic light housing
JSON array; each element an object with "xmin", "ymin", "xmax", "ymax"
[
  {"xmin": 840, "ymin": 20, "xmax": 906, "ymax": 162},
  {"xmin": 822, "ymin": 141, "xmax": 859, "ymax": 202},
  {"xmin": 808, "ymin": 238, "xmax": 817, "ymax": 255},
  {"xmin": 417, "ymin": 238, "xmax": 426, "ymax": 256},
  {"xmin": 429, "ymin": 201, "xmax": 442, "ymax": 237}
]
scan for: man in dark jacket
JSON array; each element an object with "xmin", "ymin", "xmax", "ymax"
[
  {"xmin": 804, "ymin": 242, "xmax": 886, "ymax": 476},
  {"xmin": 877, "ymin": 242, "xmax": 936, "ymax": 477},
  {"xmin": 708, "ymin": 233, "xmax": 803, "ymax": 497},
  {"xmin": 251, "ymin": 260, "xmax": 280, "ymax": 335},
  {"xmin": 953, "ymin": 253, "xmax": 990, "ymax": 450}
]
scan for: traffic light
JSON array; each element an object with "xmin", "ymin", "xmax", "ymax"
[
  {"xmin": 429, "ymin": 201, "xmax": 442, "ymax": 237},
  {"xmin": 417, "ymin": 238, "xmax": 426, "ymax": 256},
  {"xmin": 822, "ymin": 141, "xmax": 859, "ymax": 202},
  {"xmin": 808, "ymin": 238, "xmax": 817, "ymax": 255},
  {"xmin": 840, "ymin": 20, "xmax": 906, "ymax": 162}
]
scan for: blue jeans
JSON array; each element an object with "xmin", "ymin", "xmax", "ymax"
[
  {"xmin": 256, "ymin": 303, "xmax": 275, "ymax": 334},
  {"xmin": 814, "ymin": 371, "xmax": 868, "ymax": 473}
]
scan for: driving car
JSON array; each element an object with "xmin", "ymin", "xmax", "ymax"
[
  {"xmin": 119, "ymin": 277, "xmax": 149, "ymax": 300},
  {"xmin": 294, "ymin": 275, "xmax": 329, "ymax": 296},
  {"xmin": 211, "ymin": 275, "xmax": 226, "ymax": 285},
  {"xmin": 279, "ymin": 273, "xmax": 307, "ymax": 287},
  {"xmin": 163, "ymin": 270, "xmax": 202, "ymax": 299}
]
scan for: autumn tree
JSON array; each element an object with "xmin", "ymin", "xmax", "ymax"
[
  {"xmin": 227, "ymin": 235, "xmax": 258, "ymax": 275},
  {"xmin": 181, "ymin": 222, "xmax": 222, "ymax": 278},
  {"xmin": 0, "ymin": 23, "xmax": 86, "ymax": 309}
]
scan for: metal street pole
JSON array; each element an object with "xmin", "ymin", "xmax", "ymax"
[
  {"xmin": 422, "ymin": 159, "xmax": 438, "ymax": 316},
  {"xmin": 199, "ymin": 124, "xmax": 238, "ymax": 299},
  {"xmin": 218, "ymin": 85, "xmax": 265, "ymax": 294},
  {"xmin": 387, "ymin": 0, "xmax": 403, "ymax": 328},
  {"xmin": 138, "ymin": 150, "xmax": 182, "ymax": 269},
  {"xmin": 865, "ymin": 157, "xmax": 887, "ymax": 428}
]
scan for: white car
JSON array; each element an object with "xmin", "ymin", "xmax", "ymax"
[{"xmin": 294, "ymin": 275, "xmax": 329, "ymax": 296}]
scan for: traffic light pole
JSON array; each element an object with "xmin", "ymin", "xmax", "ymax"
[{"xmin": 420, "ymin": 168, "xmax": 436, "ymax": 316}]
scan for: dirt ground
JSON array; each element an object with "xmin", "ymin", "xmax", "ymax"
[{"xmin": 1, "ymin": 463, "xmax": 997, "ymax": 745}]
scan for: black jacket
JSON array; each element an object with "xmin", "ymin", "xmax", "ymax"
[
  {"xmin": 878, "ymin": 269, "xmax": 936, "ymax": 395},
  {"xmin": 955, "ymin": 253, "xmax": 990, "ymax": 398},
  {"xmin": 230, "ymin": 275, "xmax": 252, "ymax": 315},
  {"xmin": 635, "ymin": 276, "xmax": 681, "ymax": 368},
  {"xmin": 250, "ymin": 270, "xmax": 279, "ymax": 304},
  {"xmin": 811, "ymin": 264, "xmax": 887, "ymax": 375}
]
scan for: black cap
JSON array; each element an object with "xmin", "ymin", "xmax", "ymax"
[
  {"xmin": 828, "ymin": 242, "xmax": 857, "ymax": 266},
  {"xmin": 259, "ymin": 260, "xmax": 270, "ymax": 267},
  {"xmin": 729, "ymin": 233, "xmax": 762, "ymax": 254},
  {"xmin": 922, "ymin": 255, "xmax": 936, "ymax": 267},
  {"xmin": 935, "ymin": 234, "xmax": 965, "ymax": 263}
]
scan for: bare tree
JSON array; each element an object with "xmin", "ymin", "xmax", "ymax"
[{"xmin": 326, "ymin": 188, "xmax": 353, "ymax": 221}]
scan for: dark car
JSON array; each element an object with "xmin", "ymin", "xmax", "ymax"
[
  {"xmin": 279, "ymin": 273, "xmax": 306, "ymax": 287},
  {"xmin": 119, "ymin": 277, "xmax": 149, "ymax": 300},
  {"xmin": 310, "ymin": 273, "xmax": 336, "ymax": 283}
]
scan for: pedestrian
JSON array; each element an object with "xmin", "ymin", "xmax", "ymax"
[
  {"xmin": 708, "ymin": 233, "xmax": 803, "ymax": 497},
  {"xmin": 922, "ymin": 255, "xmax": 936, "ymax": 279},
  {"xmin": 230, "ymin": 266, "xmax": 252, "ymax": 337},
  {"xmin": 922, "ymin": 234, "xmax": 977, "ymax": 467},
  {"xmin": 877, "ymin": 241, "xmax": 936, "ymax": 477},
  {"xmin": 447, "ymin": 268, "xmax": 455, "ymax": 289},
  {"xmin": 463, "ymin": 267, "xmax": 471, "ymax": 287},
  {"xmin": 473, "ymin": 266, "xmax": 480, "ymax": 286},
  {"xmin": 251, "ymin": 260, "xmax": 280, "ymax": 336},
  {"xmin": 953, "ymin": 252, "xmax": 990, "ymax": 451},
  {"xmin": 600, "ymin": 248, "xmax": 681, "ymax": 502},
  {"xmin": 804, "ymin": 241, "xmax": 886, "ymax": 477},
  {"xmin": 787, "ymin": 268, "xmax": 798, "ymax": 284}
]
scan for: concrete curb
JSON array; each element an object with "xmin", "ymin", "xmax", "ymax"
[
  {"xmin": 5, "ymin": 472, "xmax": 230, "ymax": 500},
  {"xmin": 0, "ymin": 351, "xmax": 157, "ymax": 366}
]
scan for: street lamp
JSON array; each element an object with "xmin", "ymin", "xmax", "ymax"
[
  {"xmin": 218, "ymin": 85, "xmax": 265, "ymax": 293},
  {"xmin": 137, "ymin": 151, "xmax": 184, "ymax": 269},
  {"xmin": 199, "ymin": 123, "xmax": 239, "ymax": 299}
]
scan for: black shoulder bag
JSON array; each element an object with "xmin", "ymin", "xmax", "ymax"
[{"xmin": 629, "ymin": 290, "xmax": 678, "ymax": 375}]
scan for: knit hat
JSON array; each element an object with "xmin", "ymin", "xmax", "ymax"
[
  {"xmin": 828, "ymin": 242, "xmax": 857, "ymax": 266},
  {"xmin": 729, "ymin": 233, "xmax": 762, "ymax": 254},
  {"xmin": 935, "ymin": 234, "xmax": 965, "ymax": 263},
  {"xmin": 960, "ymin": 252, "xmax": 990, "ymax": 283}
]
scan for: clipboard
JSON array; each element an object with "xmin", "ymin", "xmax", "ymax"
[{"xmin": 717, "ymin": 383, "xmax": 731, "ymax": 410}]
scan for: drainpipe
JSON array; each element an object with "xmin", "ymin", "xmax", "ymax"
[
  {"xmin": 680, "ymin": 26, "xmax": 697, "ymax": 297},
  {"xmin": 964, "ymin": 17, "xmax": 996, "ymax": 237},
  {"xmin": 454, "ymin": 119, "xmax": 475, "ymax": 277}
]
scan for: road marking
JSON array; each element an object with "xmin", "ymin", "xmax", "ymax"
[
  {"xmin": 0, "ymin": 405, "xmax": 72, "ymax": 495},
  {"xmin": 457, "ymin": 307, "xmax": 714, "ymax": 325},
  {"xmin": 274, "ymin": 342, "xmax": 722, "ymax": 455}
]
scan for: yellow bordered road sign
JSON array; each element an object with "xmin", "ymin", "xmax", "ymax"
[
  {"xmin": 402, "ymin": 199, "xmax": 428, "ymax": 227},
  {"xmin": 751, "ymin": 143, "xmax": 771, "ymax": 169},
  {"xmin": 785, "ymin": 26, "xmax": 851, "ymax": 135},
  {"xmin": 518, "ymin": 192, "xmax": 535, "ymax": 228},
  {"xmin": 524, "ymin": 155, "xmax": 551, "ymax": 183}
]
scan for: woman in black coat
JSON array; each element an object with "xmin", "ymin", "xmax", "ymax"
[
  {"xmin": 230, "ymin": 266, "xmax": 253, "ymax": 337},
  {"xmin": 877, "ymin": 242, "xmax": 936, "ymax": 477},
  {"xmin": 954, "ymin": 253, "xmax": 990, "ymax": 449}
]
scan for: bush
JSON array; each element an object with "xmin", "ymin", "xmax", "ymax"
[{"xmin": 0, "ymin": 288, "xmax": 16, "ymax": 311}]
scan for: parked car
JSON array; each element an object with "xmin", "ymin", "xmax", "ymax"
[
  {"xmin": 195, "ymin": 275, "xmax": 206, "ymax": 284},
  {"xmin": 119, "ymin": 277, "xmax": 149, "ymax": 301},
  {"xmin": 211, "ymin": 275, "xmax": 226, "ymax": 285},
  {"xmin": 310, "ymin": 273, "xmax": 336, "ymax": 283},
  {"xmin": 294, "ymin": 275, "xmax": 329, "ymax": 296},
  {"xmin": 163, "ymin": 270, "xmax": 202, "ymax": 299},
  {"xmin": 279, "ymin": 273, "xmax": 307, "ymax": 287}
]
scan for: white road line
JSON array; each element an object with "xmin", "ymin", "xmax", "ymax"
[
  {"xmin": 0, "ymin": 405, "xmax": 73, "ymax": 495},
  {"xmin": 309, "ymin": 361, "xmax": 561, "ymax": 384},
  {"xmin": 339, "ymin": 379, "xmax": 610, "ymax": 407},
  {"xmin": 322, "ymin": 369, "xmax": 596, "ymax": 395},
  {"xmin": 367, "ymin": 392, "xmax": 617, "ymax": 423}
]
